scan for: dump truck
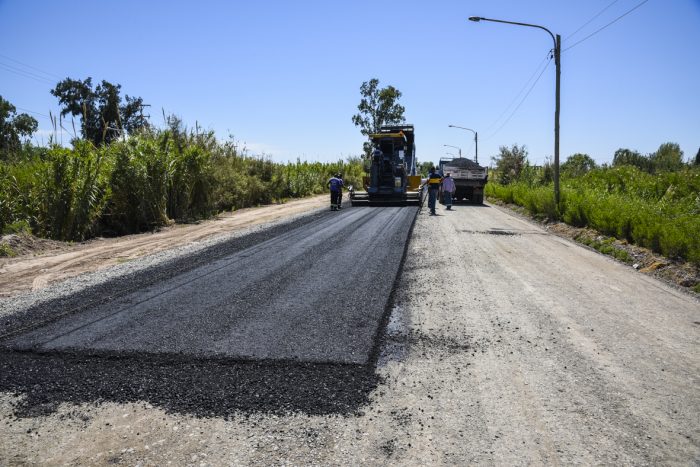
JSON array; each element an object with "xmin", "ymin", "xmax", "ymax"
[
  {"xmin": 350, "ymin": 125, "xmax": 422, "ymax": 206},
  {"xmin": 438, "ymin": 157, "xmax": 488, "ymax": 204}
]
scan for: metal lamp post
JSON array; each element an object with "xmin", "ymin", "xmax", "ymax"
[
  {"xmin": 448, "ymin": 125, "xmax": 478, "ymax": 164},
  {"xmin": 468, "ymin": 16, "xmax": 561, "ymax": 205},
  {"xmin": 443, "ymin": 144, "xmax": 462, "ymax": 157}
]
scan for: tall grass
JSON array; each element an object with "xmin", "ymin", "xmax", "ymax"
[
  {"xmin": 106, "ymin": 136, "xmax": 169, "ymax": 234},
  {"xmin": 0, "ymin": 128, "xmax": 364, "ymax": 240},
  {"xmin": 0, "ymin": 141, "xmax": 110, "ymax": 240},
  {"xmin": 485, "ymin": 165, "xmax": 700, "ymax": 264}
]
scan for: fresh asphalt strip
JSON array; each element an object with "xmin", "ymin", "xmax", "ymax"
[{"xmin": 0, "ymin": 206, "xmax": 419, "ymax": 417}]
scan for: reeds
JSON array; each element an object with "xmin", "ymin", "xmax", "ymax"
[{"xmin": 1, "ymin": 130, "xmax": 364, "ymax": 240}]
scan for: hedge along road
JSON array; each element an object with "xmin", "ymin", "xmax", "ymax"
[{"xmin": 1, "ymin": 206, "xmax": 416, "ymax": 364}]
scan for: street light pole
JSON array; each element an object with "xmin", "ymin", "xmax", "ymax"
[
  {"xmin": 448, "ymin": 125, "xmax": 478, "ymax": 164},
  {"xmin": 468, "ymin": 16, "xmax": 560, "ymax": 205},
  {"xmin": 443, "ymin": 144, "xmax": 462, "ymax": 157}
]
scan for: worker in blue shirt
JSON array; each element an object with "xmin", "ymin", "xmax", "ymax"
[{"xmin": 327, "ymin": 173, "xmax": 344, "ymax": 211}]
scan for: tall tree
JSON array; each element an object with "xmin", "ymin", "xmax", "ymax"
[
  {"xmin": 351, "ymin": 78, "xmax": 405, "ymax": 156},
  {"xmin": 695, "ymin": 147, "xmax": 700, "ymax": 166},
  {"xmin": 51, "ymin": 77, "xmax": 149, "ymax": 145},
  {"xmin": 0, "ymin": 95, "xmax": 38, "ymax": 159},
  {"xmin": 492, "ymin": 144, "xmax": 528, "ymax": 185}
]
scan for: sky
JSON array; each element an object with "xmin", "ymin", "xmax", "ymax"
[{"xmin": 1, "ymin": 0, "xmax": 699, "ymax": 167}]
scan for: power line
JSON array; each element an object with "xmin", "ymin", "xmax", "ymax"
[
  {"xmin": 14, "ymin": 106, "xmax": 74, "ymax": 138},
  {"xmin": 0, "ymin": 53, "xmax": 62, "ymax": 80},
  {"xmin": 0, "ymin": 62, "xmax": 55, "ymax": 85},
  {"xmin": 14, "ymin": 106, "xmax": 52, "ymax": 119},
  {"xmin": 483, "ymin": 50, "xmax": 553, "ymax": 135},
  {"xmin": 484, "ymin": 57, "xmax": 553, "ymax": 141},
  {"xmin": 563, "ymin": 0, "xmax": 650, "ymax": 52},
  {"xmin": 564, "ymin": 0, "xmax": 620, "ymax": 41}
]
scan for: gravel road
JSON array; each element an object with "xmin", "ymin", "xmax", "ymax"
[{"xmin": 0, "ymin": 201, "xmax": 698, "ymax": 465}]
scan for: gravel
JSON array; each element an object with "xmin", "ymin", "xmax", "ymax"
[{"xmin": 0, "ymin": 207, "xmax": 328, "ymax": 321}]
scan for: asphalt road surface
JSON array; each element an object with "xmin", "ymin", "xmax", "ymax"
[
  {"xmin": 0, "ymin": 201, "xmax": 698, "ymax": 465},
  {"xmin": 2, "ymin": 206, "xmax": 416, "ymax": 364}
]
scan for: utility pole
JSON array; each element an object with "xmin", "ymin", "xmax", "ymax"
[
  {"xmin": 468, "ymin": 16, "xmax": 561, "ymax": 205},
  {"xmin": 554, "ymin": 33, "xmax": 561, "ymax": 206}
]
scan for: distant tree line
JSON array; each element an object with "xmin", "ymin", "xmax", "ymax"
[{"xmin": 490, "ymin": 142, "xmax": 696, "ymax": 186}]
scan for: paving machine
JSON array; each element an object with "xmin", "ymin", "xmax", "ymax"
[{"xmin": 350, "ymin": 124, "xmax": 422, "ymax": 206}]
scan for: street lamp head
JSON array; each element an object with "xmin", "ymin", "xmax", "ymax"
[{"xmin": 468, "ymin": 16, "xmax": 482, "ymax": 22}]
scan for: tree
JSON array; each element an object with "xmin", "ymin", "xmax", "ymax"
[
  {"xmin": 51, "ymin": 77, "xmax": 149, "ymax": 145},
  {"xmin": 417, "ymin": 160, "xmax": 434, "ymax": 177},
  {"xmin": 492, "ymin": 144, "xmax": 528, "ymax": 184},
  {"xmin": 0, "ymin": 95, "xmax": 38, "ymax": 159},
  {"xmin": 695, "ymin": 147, "xmax": 700, "ymax": 166},
  {"xmin": 651, "ymin": 142, "xmax": 684, "ymax": 172},
  {"xmin": 561, "ymin": 153, "xmax": 597, "ymax": 178},
  {"xmin": 351, "ymin": 78, "xmax": 405, "ymax": 156},
  {"xmin": 612, "ymin": 148, "xmax": 652, "ymax": 172}
]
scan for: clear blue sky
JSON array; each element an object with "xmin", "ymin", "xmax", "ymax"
[{"xmin": 1, "ymin": 0, "xmax": 699, "ymax": 166}]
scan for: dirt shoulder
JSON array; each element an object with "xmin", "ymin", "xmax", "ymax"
[
  {"xmin": 487, "ymin": 198, "xmax": 700, "ymax": 296},
  {"xmin": 0, "ymin": 195, "xmax": 328, "ymax": 299}
]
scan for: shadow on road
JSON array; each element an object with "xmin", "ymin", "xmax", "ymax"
[{"xmin": 448, "ymin": 203, "xmax": 491, "ymax": 208}]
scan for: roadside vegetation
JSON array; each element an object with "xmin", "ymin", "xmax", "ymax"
[
  {"xmin": 486, "ymin": 144, "xmax": 700, "ymax": 266},
  {"xmin": 0, "ymin": 89, "xmax": 363, "ymax": 244}
]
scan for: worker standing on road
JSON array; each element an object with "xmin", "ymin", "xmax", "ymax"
[
  {"xmin": 327, "ymin": 173, "xmax": 343, "ymax": 211},
  {"xmin": 336, "ymin": 173, "xmax": 344, "ymax": 210},
  {"xmin": 423, "ymin": 166, "xmax": 441, "ymax": 215},
  {"xmin": 441, "ymin": 172, "xmax": 456, "ymax": 211}
]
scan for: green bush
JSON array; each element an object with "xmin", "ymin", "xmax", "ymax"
[
  {"xmin": 105, "ymin": 137, "xmax": 169, "ymax": 234},
  {"xmin": 0, "ymin": 243, "xmax": 17, "ymax": 257},
  {"xmin": 32, "ymin": 141, "xmax": 110, "ymax": 241},
  {"xmin": 486, "ymin": 165, "xmax": 700, "ymax": 265},
  {"xmin": 2, "ymin": 219, "xmax": 31, "ymax": 235}
]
